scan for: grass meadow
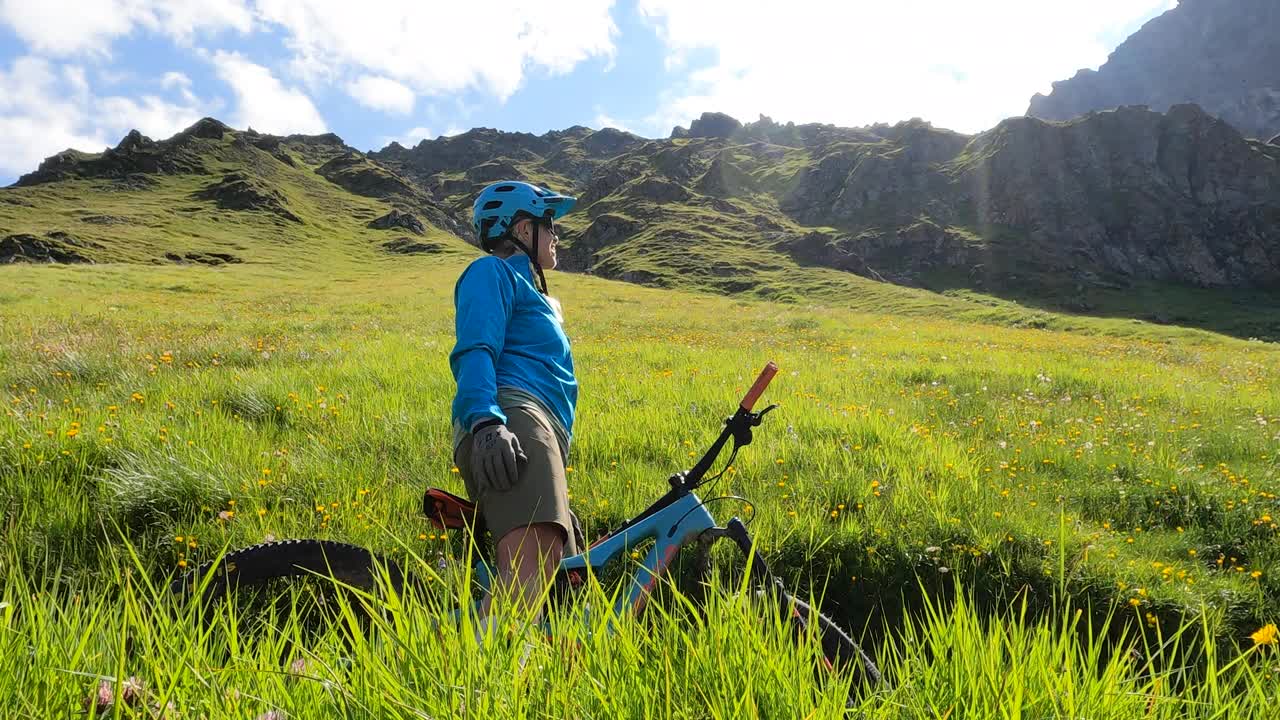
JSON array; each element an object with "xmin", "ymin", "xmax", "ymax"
[{"xmin": 2, "ymin": 254, "xmax": 1279, "ymax": 718}]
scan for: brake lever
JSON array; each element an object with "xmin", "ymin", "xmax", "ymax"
[
  {"xmin": 729, "ymin": 403, "xmax": 781, "ymax": 447},
  {"xmin": 752, "ymin": 403, "xmax": 780, "ymax": 425}
]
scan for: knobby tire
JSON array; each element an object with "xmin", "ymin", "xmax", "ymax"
[{"xmin": 171, "ymin": 539, "xmax": 403, "ymax": 604}]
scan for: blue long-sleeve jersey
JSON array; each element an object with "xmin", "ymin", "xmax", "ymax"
[{"xmin": 449, "ymin": 255, "xmax": 577, "ymax": 441}]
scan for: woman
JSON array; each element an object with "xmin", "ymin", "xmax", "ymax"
[{"xmin": 449, "ymin": 180, "xmax": 580, "ymax": 629}]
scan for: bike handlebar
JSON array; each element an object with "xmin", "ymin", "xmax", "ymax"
[
  {"xmin": 677, "ymin": 361, "xmax": 779, "ymax": 491},
  {"xmin": 740, "ymin": 362, "xmax": 778, "ymax": 412}
]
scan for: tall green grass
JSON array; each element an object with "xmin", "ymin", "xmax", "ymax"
[
  {"xmin": 3, "ymin": 540, "xmax": 1277, "ymax": 718},
  {"xmin": 2, "ymin": 256, "xmax": 1278, "ymax": 715}
]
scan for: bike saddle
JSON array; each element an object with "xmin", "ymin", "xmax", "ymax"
[{"xmin": 422, "ymin": 487, "xmax": 485, "ymax": 533}]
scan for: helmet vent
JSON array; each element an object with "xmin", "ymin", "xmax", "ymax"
[
  {"xmin": 495, "ymin": 185, "xmax": 516, "ymax": 192},
  {"xmin": 482, "ymin": 200, "xmax": 503, "ymax": 210}
]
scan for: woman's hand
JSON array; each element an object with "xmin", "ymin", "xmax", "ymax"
[{"xmin": 471, "ymin": 423, "xmax": 529, "ymax": 494}]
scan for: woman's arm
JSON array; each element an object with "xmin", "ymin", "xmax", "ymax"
[{"xmin": 449, "ymin": 258, "xmax": 515, "ymax": 430}]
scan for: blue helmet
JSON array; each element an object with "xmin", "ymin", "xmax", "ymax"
[{"xmin": 471, "ymin": 180, "xmax": 577, "ymax": 252}]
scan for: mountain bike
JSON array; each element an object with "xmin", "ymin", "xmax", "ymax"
[{"xmin": 173, "ymin": 361, "xmax": 882, "ymax": 694}]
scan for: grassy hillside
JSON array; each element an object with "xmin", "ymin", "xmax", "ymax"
[
  {"xmin": 2, "ymin": 251, "xmax": 1278, "ymax": 716},
  {"xmin": 0, "ymin": 123, "xmax": 469, "ymax": 271}
]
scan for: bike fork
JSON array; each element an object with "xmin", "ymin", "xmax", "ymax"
[
  {"xmin": 694, "ymin": 518, "xmax": 778, "ymax": 590},
  {"xmin": 724, "ymin": 517, "xmax": 776, "ymax": 585}
]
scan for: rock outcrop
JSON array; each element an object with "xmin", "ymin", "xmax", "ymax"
[
  {"xmin": 15, "ymin": 124, "xmax": 211, "ymax": 185},
  {"xmin": 683, "ymin": 112, "xmax": 743, "ymax": 139},
  {"xmin": 1, "ymin": 232, "xmax": 97, "ymax": 263},
  {"xmin": 318, "ymin": 152, "xmax": 421, "ymax": 200},
  {"xmin": 1028, "ymin": 0, "xmax": 1280, "ymax": 140},
  {"xmin": 369, "ymin": 124, "xmax": 649, "ymax": 240},
  {"xmin": 194, "ymin": 173, "xmax": 302, "ymax": 223},
  {"xmin": 367, "ymin": 209, "xmax": 426, "ymax": 235},
  {"xmin": 164, "ymin": 251, "xmax": 242, "ymax": 266},
  {"xmin": 380, "ymin": 237, "xmax": 446, "ymax": 255},
  {"xmin": 10, "ymin": 117, "xmax": 358, "ymax": 187}
]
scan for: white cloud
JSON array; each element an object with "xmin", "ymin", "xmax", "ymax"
[
  {"xmin": 253, "ymin": 0, "xmax": 618, "ymax": 101},
  {"xmin": 593, "ymin": 109, "xmax": 634, "ymax": 134},
  {"xmin": 64, "ymin": 66, "xmax": 91, "ymax": 97},
  {"xmin": 639, "ymin": 0, "xmax": 1177, "ymax": 135},
  {"xmin": 2, "ymin": 1, "xmax": 618, "ymax": 132},
  {"xmin": 0, "ymin": 0, "xmax": 253, "ymax": 56},
  {"xmin": 0, "ymin": 1, "xmax": 134, "ymax": 56},
  {"xmin": 347, "ymin": 75, "xmax": 415, "ymax": 114},
  {"xmin": 384, "ymin": 125, "xmax": 470, "ymax": 147},
  {"xmin": 0, "ymin": 56, "xmax": 209, "ymax": 179},
  {"xmin": 95, "ymin": 67, "xmax": 136, "ymax": 87},
  {"xmin": 161, "ymin": 71, "xmax": 191, "ymax": 89},
  {"xmin": 210, "ymin": 50, "xmax": 326, "ymax": 134},
  {"xmin": 98, "ymin": 95, "xmax": 206, "ymax": 139},
  {"xmin": 0, "ymin": 57, "xmax": 106, "ymax": 176},
  {"xmin": 381, "ymin": 125, "xmax": 433, "ymax": 148},
  {"xmin": 152, "ymin": 0, "xmax": 255, "ymax": 42},
  {"xmin": 161, "ymin": 71, "xmax": 198, "ymax": 104}
]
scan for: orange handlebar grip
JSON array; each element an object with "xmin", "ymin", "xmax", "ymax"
[{"xmin": 740, "ymin": 361, "xmax": 778, "ymax": 411}]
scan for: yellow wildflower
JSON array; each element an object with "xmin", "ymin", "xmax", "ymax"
[{"xmin": 1251, "ymin": 623, "xmax": 1277, "ymax": 647}]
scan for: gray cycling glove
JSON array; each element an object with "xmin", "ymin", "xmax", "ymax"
[{"xmin": 471, "ymin": 421, "xmax": 528, "ymax": 494}]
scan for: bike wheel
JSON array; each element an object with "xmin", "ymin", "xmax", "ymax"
[
  {"xmin": 724, "ymin": 519, "xmax": 883, "ymax": 694},
  {"xmin": 172, "ymin": 539, "xmax": 405, "ymax": 604},
  {"xmin": 766, "ymin": 584, "xmax": 883, "ymax": 689}
]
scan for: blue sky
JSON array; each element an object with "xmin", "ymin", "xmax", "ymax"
[{"xmin": 0, "ymin": 0, "xmax": 1176, "ymax": 184}]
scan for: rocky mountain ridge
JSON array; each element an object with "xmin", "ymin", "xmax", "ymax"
[
  {"xmin": 1028, "ymin": 0, "xmax": 1280, "ymax": 140},
  {"xmin": 365, "ymin": 107, "xmax": 1280, "ymax": 295},
  {"xmin": 6, "ymin": 106, "xmax": 1280, "ymax": 305}
]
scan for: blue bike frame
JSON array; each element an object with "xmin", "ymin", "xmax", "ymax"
[
  {"xmin": 564, "ymin": 491, "xmax": 717, "ymax": 615},
  {"xmin": 462, "ymin": 490, "xmax": 718, "ymax": 618}
]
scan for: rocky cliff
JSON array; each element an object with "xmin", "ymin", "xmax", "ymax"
[
  {"xmin": 1028, "ymin": 0, "xmax": 1280, "ymax": 140},
  {"xmin": 779, "ymin": 105, "xmax": 1280, "ymax": 291},
  {"xmin": 368, "ymin": 108, "xmax": 1280, "ymax": 293}
]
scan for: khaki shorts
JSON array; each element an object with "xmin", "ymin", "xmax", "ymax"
[{"xmin": 454, "ymin": 404, "xmax": 578, "ymax": 556}]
